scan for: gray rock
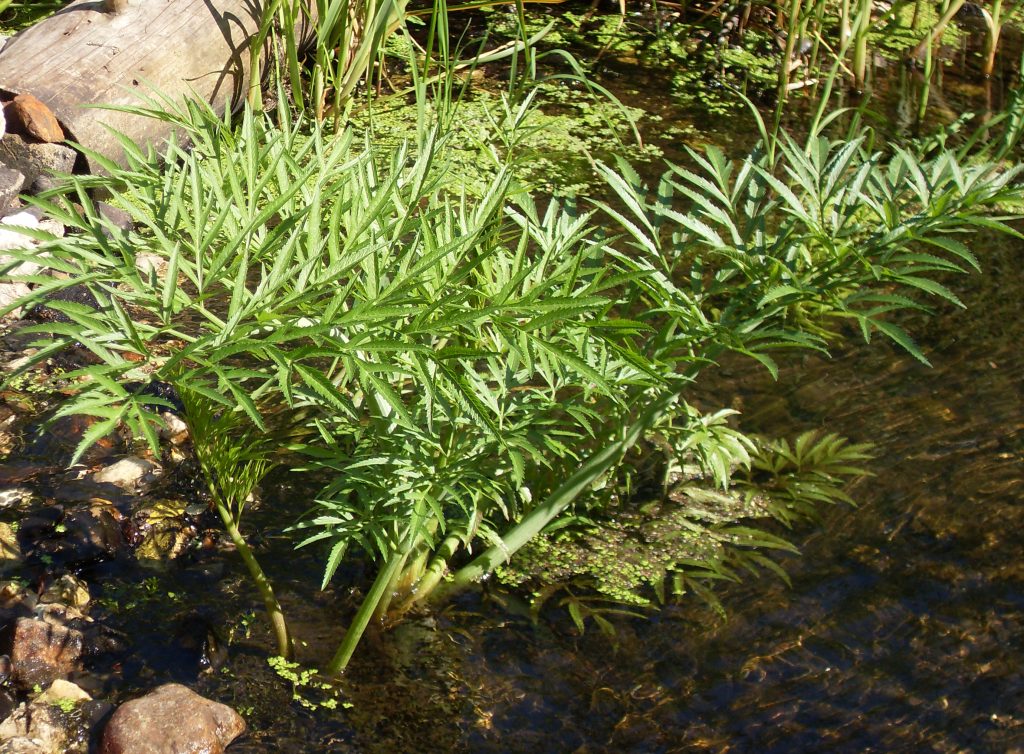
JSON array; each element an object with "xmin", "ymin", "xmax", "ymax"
[
  {"xmin": 0, "ymin": 487, "xmax": 31, "ymax": 508},
  {"xmin": 91, "ymin": 456, "xmax": 162, "ymax": 489},
  {"xmin": 34, "ymin": 603, "xmax": 89, "ymax": 631},
  {"xmin": 0, "ymin": 168, "xmax": 24, "ymax": 211},
  {"xmin": 0, "ymin": 210, "xmax": 64, "ymax": 321},
  {"xmin": 0, "ymin": 133, "xmax": 76, "ymax": 188},
  {"xmin": 135, "ymin": 252, "xmax": 168, "ymax": 280},
  {"xmin": 96, "ymin": 202, "xmax": 132, "ymax": 232},
  {"xmin": 0, "ymin": 737, "xmax": 50, "ymax": 754},
  {"xmin": 99, "ymin": 683, "xmax": 245, "ymax": 754},
  {"xmin": 3, "ymin": 617, "xmax": 83, "ymax": 689},
  {"xmin": 0, "ymin": 281, "xmax": 30, "ymax": 320},
  {"xmin": 0, "ymin": 209, "xmax": 64, "ymax": 257},
  {"xmin": 0, "ymin": 680, "xmax": 93, "ymax": 754},
  {"xmin": 26, "ymin": 175, "xmax": 59, "ymax": 195},
  {"xmin": 158, "ymin": 412, "xmax": 189, "ymax": 443}
]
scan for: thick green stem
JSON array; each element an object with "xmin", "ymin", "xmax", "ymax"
[
  {"xmin": 851, "ymin": 0, "xmax": 872, "ymax": 89},
  {"xmin": 776, "ymin": 0, "xmax": 803, "ymax": 108},
  {"xmin": 371, "ymin": 540, "xmax": 423, "ymax": 625},
  {"xmin": 917, "ymin": 41, "xmax": 934, "ymax": 127},
  {"xmin": 442, "ymin": 388, "xmax": 682, "ymax": 595},
  {"xmin": 392, "ymin": 528, "xmax": 466, "ymax": 614},
  {"xmin": 983, "ymin": 0, "xmax": 1003, "ymax": 78},
  {"xmin": 327, "ymin": 546, "xmax": 410, "ymax": 675},
  {"xmin": 840, "ymin": 0, "xmax": 852, "ymax": 49},
  {"xmin": 327, "ymin": 497, "xmax": 430, "ymax": 674},
  {"xmin": 386, "ymin": 514, "xmax": 442, "ymax": 614},
  {"xmin": 216, "ymin": 503, "xmax": 294, "ymax": 660}
]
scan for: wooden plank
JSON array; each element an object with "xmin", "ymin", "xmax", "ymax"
[{"xmin": 0, "ymin": 0, "xmax": 267, "ymax": 173}]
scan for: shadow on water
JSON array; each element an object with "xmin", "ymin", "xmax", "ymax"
[{"xmin": 417, "ymin": 219, "xmax": 1022, "ymax": 753}]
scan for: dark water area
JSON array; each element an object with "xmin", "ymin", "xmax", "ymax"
[{"xmin": 1, "ymin": 15, "xmax": 1022, "ymax": 754}]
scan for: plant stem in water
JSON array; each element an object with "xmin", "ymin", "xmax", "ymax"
[
  {"xmin": 327, "ymin": 547, "xmax": 410, "ymax": 675},
  {"xmin": 910, "ymin": 0, "xmax": 967, "ymax": 62},
  {"xmin": 216, "ymin": 503, "xmax": 295, "ymax": 660},
  {"xmin": 851, "ymin": 0, "xmax": 871, "ymax": 89},
  {"xmin": 443, "ymin": 388, "xmax": 683, "ymax": 593},
  {"xmin": 327, "ymin": 497, "xmax": 430, "ymax": 674}
]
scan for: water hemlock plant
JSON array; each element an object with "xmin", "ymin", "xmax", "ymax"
[{"xmin": 2, "ymin": 80, "xmax": 1023, "ymax": 676}]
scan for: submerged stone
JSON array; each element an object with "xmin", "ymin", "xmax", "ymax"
[
  {"xmin": 3, "ymin": 617, "xmax": 83, "ymax": 689},
  {"xmin": 0, "ymin": 523, "xmax": 22, "ymax": 572},
  {"xmin": 34, "ymin": 678, "xmax": 92, "ymax": 705},
  {"xmin": 39, "ymin": 574, "xmax": 90, "ymax": 609},
  {"xmin": 0, "ymin": 487, "xmax": 32, "ymax": 509},
  {"xmin": 129, "ymin": 499, "xmax": 195, "ymax": 567},
  {"xmin": 41, "ymin": 504, "xmax": 124, "ymax": 566},
  {"xmin": 90, "ymin": 457, "xmax": 162, "ymax": 490},
  {"xmin": 99, "ymin": 683, "xmax": 245, "ymax": 754},
  {"xmin": 0, "ymin": 680, "xmax": 93, "ymax": 754}
]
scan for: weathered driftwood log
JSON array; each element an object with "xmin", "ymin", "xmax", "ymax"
[{"xmin": 0, "ymin": 0, "xmax": 267, "ymax": 174}]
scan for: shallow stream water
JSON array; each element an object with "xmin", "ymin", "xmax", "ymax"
[
  {"xmin": 333, "ymin": 33, "xmax": 1023, "ymax": 752},
  {"xmin": 2, "ymin": 15, "xmax": 1022, "ymax": 754}
]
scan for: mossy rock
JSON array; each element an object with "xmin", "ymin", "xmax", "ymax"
[{"xmin": 130, "ymin": 499, "xmax": 196, "ymax": 568}]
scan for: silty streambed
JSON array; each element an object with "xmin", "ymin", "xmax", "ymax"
[{"xmin": 0, "ymin": 25, "xmax": 1022, "ymax": 754}]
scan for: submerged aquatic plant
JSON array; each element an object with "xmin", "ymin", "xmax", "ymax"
[{"xmin": 495, "ymin": 431, "xmax": 875, "ymax": 622}]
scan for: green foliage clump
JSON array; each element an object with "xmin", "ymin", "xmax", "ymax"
[
  {"xmin": 497, "ymin": 432, "xmax": 873, "ymax": 615},
  {"xmin": 2, "ymin": 67, "xmax": 1023, "ymax": 673},
  {"xmin": 0, "ymin": 0, "xmax": 65, "ymax": 34}
]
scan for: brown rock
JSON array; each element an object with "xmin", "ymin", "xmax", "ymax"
[
  {"xmin": 4, "ymin": 617, "xmax": 83, "ymax": 689},
  {"xmin": 50, "ymin": 503, "xmax": 124, "ymax": 565},
  {"xmin": 6, "ymin": 94, "xmax": 64, "ymax": 143},
  {"xmin": 100, "ymin": 683, "xmax": 245, "ymax": 754}
]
